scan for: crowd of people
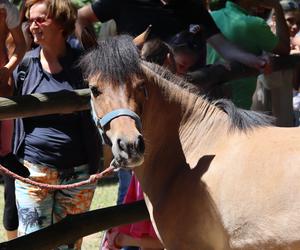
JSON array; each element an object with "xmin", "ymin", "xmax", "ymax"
[{"xmin": 1, "ymin": 0, "xmax": 300, "ymax": 249}]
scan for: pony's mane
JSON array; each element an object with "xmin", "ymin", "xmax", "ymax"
[
  {"xmin": 142, "ymin": 61, "xmax": 274, "ymax": 131},
  {"xmin": 79, "ymin": 35, "xmax": 143, "ymax": 84},
  {"xmin": 80, "ymin": 35, "xmax": 273, "ymax": 131}
]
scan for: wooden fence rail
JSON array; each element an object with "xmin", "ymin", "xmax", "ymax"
[
  {"xmin": 0, "ymin": 201, "xmax": 149, "ymax": 250},
  {"xmin": 0, "ymin": 55, "xmax": 299, "ymax": 120},
  {"xmin": 0, "ymin": 89, "xmax": 90, "ymax": 120}
]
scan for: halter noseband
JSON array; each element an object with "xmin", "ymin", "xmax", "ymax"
[{"xmin": 90, "ymin": 99, "xmax": 142, "ymax": 145}]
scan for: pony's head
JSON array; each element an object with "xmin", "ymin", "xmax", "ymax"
[{"xmin": 80, "ymin": 35, "xmax": 148, "ymax": 169}]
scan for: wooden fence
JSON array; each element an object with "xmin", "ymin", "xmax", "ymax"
[{"xmin": 0, "ymin": 54, "xmax": 298, "ymax": 120}]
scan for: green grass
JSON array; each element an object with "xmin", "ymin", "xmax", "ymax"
[{"xmin": 0, "ymin": 180, "xmax": 118, "ymax": 249}]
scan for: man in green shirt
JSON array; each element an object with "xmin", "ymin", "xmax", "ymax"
[{"xmin": 207, "ymin": 0, "xmax": 290, "ymax": 109}]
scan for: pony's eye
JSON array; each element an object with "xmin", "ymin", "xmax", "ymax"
[
  {"xmin": 138, "ymin": 84, "xmax": 148, "ymax": 99},
  {"xmin": 89, "ymin": 86, "xmax": 102, "ymax": 97}
]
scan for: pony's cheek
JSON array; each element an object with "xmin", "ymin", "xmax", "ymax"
[{"xmin": 133, "ymin": 93, "xmax": 147, "ymax": 115}]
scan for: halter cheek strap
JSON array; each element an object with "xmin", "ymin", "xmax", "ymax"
[{"xmin": 90, "ymin": 99, "xmax": 142, "ymax": 145}]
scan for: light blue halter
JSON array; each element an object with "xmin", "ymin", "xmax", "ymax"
[{"xmin": 90, "ymin": 99, "xmax": 142, "ymax": 145}]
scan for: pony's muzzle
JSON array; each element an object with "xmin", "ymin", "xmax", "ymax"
[
  {"xmin": 117, "ymin": 135, "xmax": 145, "ymax": 156},
  {"xmin": 111, "ymin": 133, "xmax": 145, "ymax": 169}
]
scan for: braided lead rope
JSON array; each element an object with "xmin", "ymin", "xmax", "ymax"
[{"xmin": 0, "ymin": 164, "xmax": 116, "ymax": 190}]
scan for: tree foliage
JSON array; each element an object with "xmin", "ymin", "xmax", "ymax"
[
  {"xmin": 11, "ymin": 0, "xmax": 94, "ymax": 8},
  {"xmin": 71, "ymin": 0, "xmax": 93, "ymax": 8}
]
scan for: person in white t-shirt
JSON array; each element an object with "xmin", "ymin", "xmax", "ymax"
[{"xmin": 0, "ymin": 0, "xmax": 25, "ymax": 93}]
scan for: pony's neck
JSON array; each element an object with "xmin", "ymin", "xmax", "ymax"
[
  {"xmin": 134, "ymin": 76, "xmax": 231, "ymax": 244},
  {"xmin": 180, "ymin": 96, "xmax": 230, "ymax": 167},
  {"xmin": 137, "ymin": 72, "xmax": 230, "ymax": 192}
]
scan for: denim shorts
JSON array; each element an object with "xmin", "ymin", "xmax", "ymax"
[{"xmin": 15, "ymin": 160, "xmax": 97, "ymax": 250}]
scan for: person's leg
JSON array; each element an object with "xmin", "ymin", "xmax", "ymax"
[
  {"xmin": 54, "ymin": 164, "xmax": 97, "ymax": 250},
  {"xmin": 0, "ymin": 25, "xmax": 17, "ymax": 238},
  {"xmin": 117, "ymin": 169, "xmax": 132, "ymax": 205},
  {"xmin": 117, "ymin": 169, "xmax": 139, "ymax": 250},
  {"xmin": 6, "ymin": 229, "xmax": 17, "ymax": 240},
  {"xmin": 15, "ymin": 161, "xmax": 57, "ymax": 235},
  {"xmin": 3, "ymin": 175, "xmax": 18, "ymax": 240}
]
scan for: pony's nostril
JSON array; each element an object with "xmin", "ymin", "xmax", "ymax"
[
  {"xmin": 135, "ymin": 135, "xmax": 145, "ymax": 154},
  {"xmin": 117, "ymin": 136, "xmax": 145, "ymax": 155},
  {"xmin": 117, "ymin": 138, "xmax": 126, "ymax": 151}
]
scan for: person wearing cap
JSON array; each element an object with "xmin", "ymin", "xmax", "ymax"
[{"xmin": 207, "ymin": 0, "xmax": 290, "ymax": 109}]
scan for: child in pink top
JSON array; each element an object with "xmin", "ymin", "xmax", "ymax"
[{"xmin": 101, "ymin": 175, "xmax": 163, "ymax": 250}]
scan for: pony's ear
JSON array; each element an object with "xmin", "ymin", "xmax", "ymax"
[
  {"xmin": 133, "ymin": 25, "xmax": 152, "ymax": 49},
  {"xmin": 81, "ymin": 26, "xmax": 98, "ymax": 50}
]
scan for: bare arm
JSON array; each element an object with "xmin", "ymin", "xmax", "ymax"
[
  {"xmin": 207, "ymin": 33, "xmax": 267, "ymax": 69},
  {"xmin": 0, "ymin": 25, "xmax": 25, "ymax": 86},
  {"xmin": 75, "ymin": 4, "xmax": 99, "ymax": 40},
  {"xmin": 291, "ymin": 36, "xmax": 300, "ymax": 53},
  {"xmin": 5, "ymin": 25, "xmax": 26, "ymax": 74}
]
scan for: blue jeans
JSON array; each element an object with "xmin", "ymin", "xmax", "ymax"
[{"xmin": 117, "ymin": 168, "xmax": 132, "ymax": 205}]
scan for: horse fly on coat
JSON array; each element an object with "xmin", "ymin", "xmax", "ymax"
[{"xmin": 80, "ymin": 35, "xmax": 300, "ymax": 250}]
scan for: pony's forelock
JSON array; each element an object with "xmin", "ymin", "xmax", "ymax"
[{"xmin": 79, "ymin": 35, "xmax": 142, "ymax": 84}]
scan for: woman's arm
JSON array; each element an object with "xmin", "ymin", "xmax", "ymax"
[
  {"xmin": 207, "ymin": 33, "xmax": 267, "ymax": 69},
  {"xmin": 0, "ymin": 25, "xmax": 26, "ymax": 85},
  {"xmin": 75, "ymin": 4, "xmax": 99, "ymax": 41}
]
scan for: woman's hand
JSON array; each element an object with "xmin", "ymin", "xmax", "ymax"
[{"xmin": 101, "ymin": 228, "xmax": 122, "ymax": 250}]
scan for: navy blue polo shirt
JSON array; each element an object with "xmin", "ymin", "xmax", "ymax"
[{"xmin": 14, "ymin": 46, "xmax": 90, "ymax": 169}]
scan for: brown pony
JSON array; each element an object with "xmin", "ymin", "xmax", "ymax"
[{"xmin": 80, "ymin": 35, "xmax": 300, "ymax": 250}]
